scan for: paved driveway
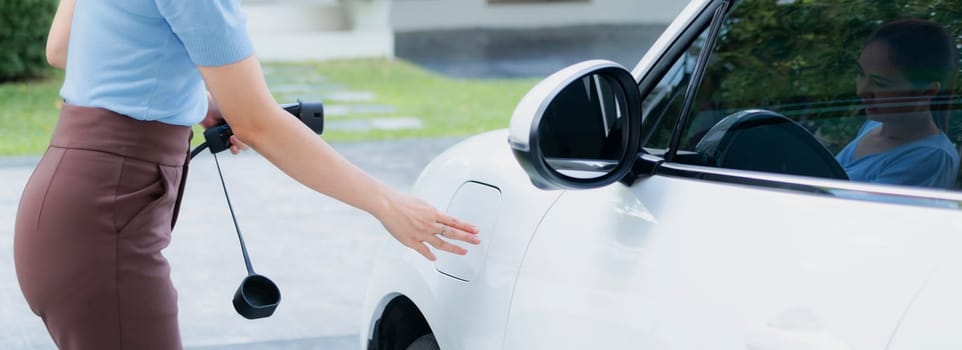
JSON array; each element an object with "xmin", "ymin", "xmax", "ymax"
[{"xmin": 0, "ymin": 137, "xmax": 464, "ymax": 350}]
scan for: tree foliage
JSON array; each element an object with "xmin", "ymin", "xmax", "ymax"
[
  {"xmin": 701, "ymin": 0, "xmax": 962, "ymax": 148},
  {"xmin": 0, "ymin": 0, "xmax": 57, "ymax": 82}
]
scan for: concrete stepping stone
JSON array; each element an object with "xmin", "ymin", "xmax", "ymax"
[
  {"xmin": 269, "ymin": 83, "xmax": 346, "ymax": 94},
  {"xmin": 325, "ymin": 117, "xmax": 423, "ymax": 131},
  {"xmin": 322, "ymin": 91, "xmax": 377, "ymax": 103},
  {"xmin": 323, "ymin": 104, "xmax": 396, "ymax": 117},
  {"xmin": 274, "ymin": 91, "xmax": 377, "ymax": 104}
]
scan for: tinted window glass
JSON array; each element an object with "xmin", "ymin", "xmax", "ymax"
[
  {"xmin": 680, "ymin": 0, "xmax": 962, "ymax": 190},
  {"xmin": 641, "ymin": 29, "xmax": 710, "ymax": 152}
]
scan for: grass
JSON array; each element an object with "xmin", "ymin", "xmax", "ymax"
[
  {"xmin": 265, "ymin": 59, "xmax": 539, "ymax": 141},
  {"xmin": 0, "ymin": 70, "xmax": 64, "ymax": 156},
  {"xmin": 0, "ymin": 59, "xmax": 540, "ymax": 156}
]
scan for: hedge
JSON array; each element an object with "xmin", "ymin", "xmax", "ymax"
[{"xmin": 0, "ymin": 0, "xmax": 57, "ymax": 82}]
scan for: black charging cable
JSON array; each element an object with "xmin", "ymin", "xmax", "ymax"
[
  {"xmin": 188, "ymin": 100, "xmax": 324, "ymax": 268},
  {"xmin": 210, "ymin": 151, "xmax": 255, "ymax": 273},
  {"xmin": 188, "ymin": 100, "xmax": 324, "ymax": 319}
]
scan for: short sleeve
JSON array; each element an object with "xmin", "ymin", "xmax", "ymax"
[{"xmin": 156, "ymin": 0, "xmax": 254, "ymax": 66}]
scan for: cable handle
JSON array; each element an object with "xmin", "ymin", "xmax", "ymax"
[{"xmin": 190, "ymin": 99, "xmax": 325, "ymax": 160}]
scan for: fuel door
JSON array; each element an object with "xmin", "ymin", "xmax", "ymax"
[{"xmin": 434, "ymin": 181, "xmax": 501, "ymax": 281}]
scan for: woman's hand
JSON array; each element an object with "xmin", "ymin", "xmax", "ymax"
[
  {"xmin": 200, "ymin": 92, "xmax": 249, "ymax": 155},
  {"xmin": 377, "ymin": 191, "xmax": 480, "ymax": 261}
]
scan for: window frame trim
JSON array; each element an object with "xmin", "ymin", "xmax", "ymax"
[
  {"xmin": 636, "ymin": 0, "xmax": 719, "ymax": 149},
  {"xmin": 664, "ymin": 0, "xmax": 731, "ymax": 163},
  {"xmin": 649, "ymin": 160, "xmax": 962, "ymax": 209}
]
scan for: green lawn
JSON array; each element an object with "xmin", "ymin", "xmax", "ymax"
[
  {"xmin": 0, "ymin": 59, "xmax": 539, "ymax": 156},
  {"xmin": 0, "ymin": 71, "xmax": 64, "ymax": 156},
  {"xmin": 267, "ymin": 59, "xmax": 539, "ymax": 142}
]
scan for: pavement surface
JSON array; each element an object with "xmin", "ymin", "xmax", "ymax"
[{"xmin": 0, "ymin": 138, "xmax": 463, "ymax": 350}]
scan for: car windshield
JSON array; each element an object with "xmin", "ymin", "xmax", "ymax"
[{"xmin": 646, "ymin": 0, "xmax": 962, "ymax": 191}]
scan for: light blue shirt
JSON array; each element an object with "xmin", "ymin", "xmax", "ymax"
[
  {"xmin": 61, "ymin": 0, "xmax": 255, "ymax": 126},
  {"xmin": 836, "ymin": 120, "xmax": 960, "ymax": 189}
]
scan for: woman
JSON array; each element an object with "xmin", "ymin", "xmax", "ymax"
[
  {"xmin": 15, "ymin": 0, "xmax": 479, "ymax": 348},
  {"xmin": 836, "ymin": 19, "xmax": 960, "ymax": 189}
]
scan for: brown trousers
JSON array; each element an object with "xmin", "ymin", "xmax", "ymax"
[{"xmin": 14, "ymin": 104, "xmax": 192, "ymax": 349}]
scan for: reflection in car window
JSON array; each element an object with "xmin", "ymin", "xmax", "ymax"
[
  {"xmin": 677, "ymin": 0, "xmax": 962, "ymax": 191},
  {"xmin": 836, "ymin": 19, "xmax": 960, "ymax": 189},
  {"xmin": 641, "ymin": 29, "xmax": 710, "ymax": 152}
]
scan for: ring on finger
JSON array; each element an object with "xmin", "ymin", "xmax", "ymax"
[{"xmin": 438, "ymin": 224, "xmax": 448, "ymax": 237}]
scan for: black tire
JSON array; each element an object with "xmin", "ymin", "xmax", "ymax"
[{"xmin": 406, "ymin": 334, "xmax": 439, "ymax": 350}]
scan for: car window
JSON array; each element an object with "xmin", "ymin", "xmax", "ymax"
[
  {"xmin": 671, "ymin": 0, "xmax": 962, "ymax": 191},
  {"xmin": 641, "ymin": 28, "xmax": 711, "ymax": 152}
]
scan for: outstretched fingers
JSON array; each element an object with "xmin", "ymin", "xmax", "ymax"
[
  {"xmin": 385, "ymin": 195, "xmax": 482, "ymax": 261},
  {"xmin": 437, "ymin": 212, "xmax": 479, "ymax": 236},
  {"xmin": 408, "ymin": 218, "xmax": 481, "ymax": 260},
  {"xmin": 408, "ymin": 240, "xmax": 437, "ymax": 261},
  {"xmin": 436, "ymin": 221, "xmax": 481, "ymax": 247},
  {"xmin": 425, "ymin": 234, "xmax": 469, "ymax": 256}
]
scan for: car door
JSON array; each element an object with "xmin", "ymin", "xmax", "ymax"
[{"xmin": 503, "ymin": 0, "xmax": 962, "ymax": 349}]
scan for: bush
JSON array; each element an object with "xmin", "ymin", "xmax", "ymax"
[{"xmin": 0, "ymin": 0, "xmax": 57, "ymax": 82}]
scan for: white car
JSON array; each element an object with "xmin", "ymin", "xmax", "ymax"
[{"xmin": 361, "ymin": 0, "xmax": 962, "ymax": 349}]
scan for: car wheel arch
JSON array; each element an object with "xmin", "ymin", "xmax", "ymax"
[{"xmin": 368, "ymin": 295, "xmax": 434, "ymax": 350}]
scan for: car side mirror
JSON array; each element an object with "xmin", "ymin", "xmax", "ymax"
[{"xmin": 509, "ymin": 60, "xmax": 642, "ymax": 190}]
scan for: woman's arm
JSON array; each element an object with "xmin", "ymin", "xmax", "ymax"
[
  {"xmin": 198, "ymin": 56, "xmax": 479, "ymax": 261},
  {"xmin": 46, "ymin": 0, "xmax": 75, "ymax": 69}
]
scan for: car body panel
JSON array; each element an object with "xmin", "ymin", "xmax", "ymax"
[
  {"xmin": 887, "ymin": 251, "xmax": 962, "ymax": 350},
  {"xmin": 504, "ymin": 173, "xmax": 962, "ymax": 349}
]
